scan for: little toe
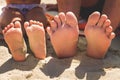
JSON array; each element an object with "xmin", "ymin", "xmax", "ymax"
[
  {"xmin": 97, "ymin": 14, "xmax": 108, "ymax": 28},
  {"xmin": 109, "ymin": 32, "xmax": 115, "ymax": 40},
  {"xmin": 66, "ymin": 12, "xmax": 78, "ymax": 28}
]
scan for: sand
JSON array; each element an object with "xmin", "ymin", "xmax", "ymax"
[{"xmin": 1, "ymin": 0, "xmax": 120, "ymax": 80}]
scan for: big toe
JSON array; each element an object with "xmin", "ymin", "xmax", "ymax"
[
  {"xmin": 24, "ymin": 21, "xmax": 30, "ymax": 29},
  {"xmin": 14, "ymin": 21, "xmax": 22, "ymax": 28},
  {"xmin": 66, "ymin": 12, "xmax": 78, "ymax": 28},
  {"xmin": 86, "ymin": 11, "xmax": 100, "ymax": 27}
]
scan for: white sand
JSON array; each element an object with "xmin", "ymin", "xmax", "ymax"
[{"xmin": 1, "ymin": 0, "xmax": 120, "ymax": 80}]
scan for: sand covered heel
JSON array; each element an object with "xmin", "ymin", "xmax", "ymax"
[{"xmin": 11, "ymin": 38, "xmax": 27, "ymax": 61}]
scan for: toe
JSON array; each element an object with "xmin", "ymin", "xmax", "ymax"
[
  {"xmin": 36, "ymin": 21, "xmax": 40, "ymax": 25},
  {"xmin": 103, "ymin": 19, "xmax": 111, "ymax": 29},
  {"xmin": 3, "ymin": 23, "xmax": 14, "ymax": 34},
  {"xmin": 46, "ymin": 27, "xmax": 53, "ymax": 36},
  {"xmin": 54, "ymin": 15, "xmax": 61, "ymax": 28},
  {"xmin": 109, "ymin": 32, "xmax": 115, "ymax": 40},
  {"xmin": 59, "ymin": 12, "xmax": 66, "ymax": 24},
  {"xmin": 9, "ymin": 23, "xmax": 14, "ymax": 28},
  {"xmin": 29, "ymin": 20, "xmax": 34, "ymax": 25},
  {"xmin": 2, "ymin": 26, "xmax": 8, "ymax": 34},
  {"xmin": 50, "ymin": 20, "xmax": 57, "ymax": 31},
  {"xmin": 34, "ymin": 21, "xmax": 43, "ymax": 27},
  {"xmin": 66, "ymin": 12, "xmax": 78, "ymax": 28},
  {"xmin": 106, "ymin": 26, "xmax": 112, "ymax": 36},
  {"xmin": 7, "ymin": 24, "xmax": 13, "ymax": 30},
  {"xmin": 14, "ymin": 21, "xmax": 21, "ymax": 28},
  {"xmin": 105, "ymin": 26, "xmax": 115, "ymax": 40},
  {"xmin": 24, "ymin": 21, "xmax": 29, "ymax": 29},
  {"xmin": 38, "ymin": 22, "xmax": 43, "ymax": 27},
  {"xmin": 86, "ymin": 11, "xmax": 100, "ymax": 27},
  {"xmin": 97, "ymin": 14, "xmax": 108, "ymax": 28},
  {"xmin": 32, "ymin": 20, "xmax": 36, "ymax": 24}
]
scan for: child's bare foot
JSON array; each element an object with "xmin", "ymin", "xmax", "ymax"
[
  {"xmin": 3, "ymin": 21, "xmax": 27, "ymax": 61},
  {"xmin": 47, "ymin": 12, "xmax": 79, "ymax": 58},
  {"xmin": 84, "ymin": 11, "xmax": 115, "ymax": 58},
  {"xmin": 24, "ymin": 20, "xmax": 46, "ymax": 59}
]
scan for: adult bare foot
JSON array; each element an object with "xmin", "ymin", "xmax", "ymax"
[
  {"xmin": 84, "ymin": 11, "xmax": 115, "ymax": 58},
  {"xmin": 24, "ymin": 20, "xmax": 46, "ymax": 59},
  {"xmin": 47, "ymin": 12, "xmax": 79, "ymax": 58},
  {"xmin": 3, "ymin": 21, "xmax": 27, "ymax": 61}
]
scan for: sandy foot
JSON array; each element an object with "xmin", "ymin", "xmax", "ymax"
[
  {"xmin": 84, "ymin": 11, "xmax": 115, "ymax": 58},
  {"xmin": 47, "ymin": 12, "xmax": 79, "ymax": 58},
  {"xmin": 3, "ymin": 21, "xmax": 27, "ymax": 61},
  {"xmin": 24, "ymin": 20, "xmax": 46, "ymax": 59}
]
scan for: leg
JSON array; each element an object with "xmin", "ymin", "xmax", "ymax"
[
  {"xmin": 81, "ymin": 0, "xmax": 98, "ymax": 7},
  {"xmin": 2, "ymin": 21, "xmax": 27, "ymax": 61},
  {"xmin": 102, "ymin": 0, "xmax": 120, "ymax": 31},
  {"xmin": 24, "ymin": 20, "xmax": 46, "ymax": 59},
  {"xmin": 57, "ymin": 0, "xmax": 81, "ymax": 20},
  {"xmin": 0, "ymin": 7, "xmax": 24, "ymax": 30},
  {"xmin": 47, "ymin": 12, "xmax": 79, "ymax": 58},
  {"xmin": 25, "ymin": 7, "xmax": 48, "ymax": 27},
  {"xmin": 46, "ymin": 4, "xmax": 58, "ymax": 11},
  {"xmin": 84, "ymin": 11, "xmax": 115, "ymax": 58}
]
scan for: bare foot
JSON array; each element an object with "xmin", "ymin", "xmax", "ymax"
[
  {"xmin": 3, "ymin": 21, "xmax": 27, "ymax": 61},
  {"xmin": 24, "ymin": 20, "xmax": 46, "ymax": 59},
  {"xmin": 84, "ymin": 11, "xmax": 115, "ymax": 58},
  {"xmin": 47, "ymin": 12, "xmax": 79, "ymax": 58}
]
